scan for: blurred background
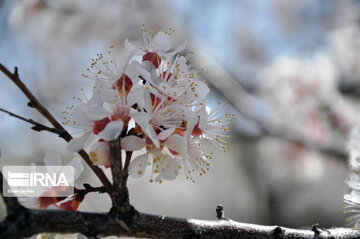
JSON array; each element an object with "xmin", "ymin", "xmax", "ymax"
[{"xmin": 1, "ymin": 0, "xmax": 360, "ymax": 237}]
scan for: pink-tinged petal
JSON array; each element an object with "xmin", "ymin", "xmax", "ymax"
[
  {"xmin": 98, "ymin": 120, "xmax": 124, "ymax": 141},
  {"xmin": 157, "ymin": 128, "xmax": 175, "ymax": 140},
  {"xmin": 121, "ymin": 136, "xmax": 146, "ymax": 151},
  {"xmin": 93, "ymin": 117, "xmax": 111, "ymax": 135},
  {"xmin": 128, "ymin": 153, "xmax": 149, "ymax": 178},
  {"xmin": 165, "ymin": 135, "xmax": 188, "ymax": 157},
  {"xmin": 66, "ymin": 132, "xmax": 91, "ymax": 152}
]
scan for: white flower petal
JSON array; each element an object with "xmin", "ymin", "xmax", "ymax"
[
  {"xmin": 88, "ymin": 94, "xmax": 104, "ymax": 107},
  {"xmin": 157, "ymin": 128, "xmax": 175, "ymax": 140},
  {"xmin": 78, "ymin": 104, "xmax": 109, "ymax": 121},
  {"xmin": 155, "ymin": 157, "xmax": 179, "ymax": 181},
  {"xmin": 152, "ymin": 31, "xmax": 171, "ymax": 51},
  {"xmin": 165, "ymin": 134, "xmax": 188, "ymax": 157},
  {"xmin": 184, "ymin": 112, "xmax": 198, "ymax": 138},
  {"xmin": 125, "ymin": 61, "xmax": 142, "ymax": 84},
  {"xmin": 128, "ymin": 153, "xmax": 148, "ymax": 178},
  {"xmin": 98, "ymin": 89, "xmax": 119, "ymax": 103},
  {"xmin": 67, "ymin": 132, "xmax": 91, "ymax": 152},
  {"xmin": 125, "ymin": 39, "xmax": 136, "ymax": 52},
  {"xmin": 131, "ymin": 112, "xmax": 151, "ymax": 130},
  {"xmin": 131, "ymin": 112, "xmax": 159, "ymax": 147},
  {"xmin": 72, "ymin": 107, "xmax": 92, "ymax": 127},
  {"xmin": 198, "ymin": 112, "xmax": 208, "ymax": 130},
  {"xmin": 121, "ymin": 136, "xmax": 146, "ymax": 151},
  {"xmin": 98, "ymin": 120, "xmax": 124, "ymax": 141},
  {"xmin": 89, "ymin": 141, "xmax": 110, "ymax": 166},
  {"xmin": 195, "ymin": 80, "xmax": 210, "ymax": 100},
  {"xmin": 127, "ymin": 85, "xmax": 145, "ymax": 108}
]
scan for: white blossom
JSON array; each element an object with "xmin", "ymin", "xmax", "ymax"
[{"xmin": 64, "ymin": 28, "xmax": 233, "ymax": 183}]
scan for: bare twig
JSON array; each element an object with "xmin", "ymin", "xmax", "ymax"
[
  {"xmin": 0, "ymin": 63, "xmax": 113, "ymax": 197},
  {"xmin": 74, "ymin": 185, "xmax": 106, "ymax": 195},
  {"xmin": 0, "ymin": 107, "xmax": 64, "ymax": 136}
]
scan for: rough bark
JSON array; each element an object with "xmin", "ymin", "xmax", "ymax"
[{"xmin": 0, "ymin": 207, "xmax": 360, "ymax": 239}]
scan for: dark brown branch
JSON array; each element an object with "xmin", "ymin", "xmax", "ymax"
[
  {"xmin": 74, "ymin": 185, "xmax": 106, "ymax": 195},
  {"xmin": 0, "ymin": 63, "xmax": 113, "ymax": 196},
  {"xmin": 0, "ymin": 107, "xmax": 64, "ymax": 136},
  {"xmin": 0, "ymin": 207, "xmax": 359, "ymax": 239},
  {"xmin": 109, "ymin": 138, "xmax": 137, "ymax": 230}
]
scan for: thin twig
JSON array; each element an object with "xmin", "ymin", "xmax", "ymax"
[
  {"xmin": 74, "ymin": 185, "xmax": 106, "ymax": 195},
  {"xmin": 0, "ymin": 63, "xmax": 113, "ymax": 197},
  {"xmin": 0, "ymin": 107, "xmax": 64, "ymax": 136}
]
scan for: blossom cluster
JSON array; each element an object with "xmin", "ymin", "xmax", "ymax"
[
  {"xmin": 344, "ymin": 128, "xmax": 360, "ymax": 229},
  {"xmin": 63, "ymin": 27, "xmax": 233, "ymax": 183}
]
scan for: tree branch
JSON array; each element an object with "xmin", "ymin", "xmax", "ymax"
[
  {"xmin": 0, "ymin": 107, "xmax": 65, "ymax": 136},
  {"xmin": 0, "ymin": 206, "xmax": 359, "ymax": 239},
  {"xmin": 0, "ymin": 63, "xmax": 113, "ymax": 197},
  {"xmin": 3, "ymin": 168, "xmax": 355, "ymax": 239},
  {"xmin": 74, "ymin": 184, "xmax": 106, "ymax": 195},
  {"xmin": 109, "ymin": 138, "xmax": 137, "ymax": 230}
]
